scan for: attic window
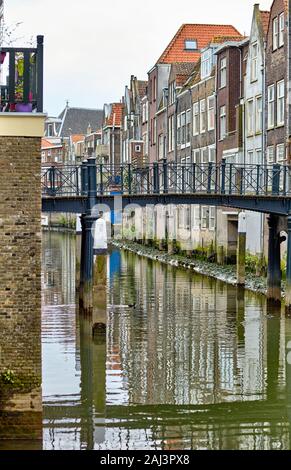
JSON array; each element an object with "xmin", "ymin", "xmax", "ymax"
[{"xmin": 185, "ymin": 39, "xmax": 197, "ymax": 50}]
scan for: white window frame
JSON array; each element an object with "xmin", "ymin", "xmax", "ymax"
[
  {"xmin": 201, "ymin": 206, "xmax": 208, "ymax": 230},
  {"xmin": 267, "ymin": 146, "xmax": 274, "ymax": 163},
  {"xmin": 250, "ymin": 42, "xmax": 258, "ymax": 82},
  {"xmin": 277, "ymin": 80, "xmax": 285, "ymax": 127},
  {"xmin": 279, "ymin": 13, "xmax": 284, "ymax": 48},
  {"xmin": 220, "ymin": 105, "xmax": 226, "ymax": 140},
  {"xmin": 201, "ymin": 49, "xmax": 212, "ymax": 80},
  {"xmin": 220, "ymin": 57, "xmax": 227, "ymax": 88},
  {"xmin": 193, "ymin": 102, "xmax": 199, "ymax": 135},
  {"xmin": 273, "ymin": 17, "xmax": 279, "ymax": 51},
  {"xmin": 207, "ymin": 95, "xmax": 215, "ymax": 131},
  {"xmin": 247, "ymin": 98, "xmax": 254, "ymax": 136},
  {"xmin": 209, "ymin": 207, "xmax": 215, "ymax": 231},
  {"xmin": 181, "ymin": 111, "xmax": 186, "ymax": 147},
  {"xmin": 276, "ymin": 143, "xmax": 285, "ymax": 162},
  {"xmin": 186, "ymin": 109, "xmax": 191, "ymax": 145},
  {"xmin": 208, "ymin": 145, "xmax": 216, "ymax": 163},
  {"xmin": 267, "ymin": 84, "xmax": 275, "ymax": 129},
  {"xmin": 255, "ymin": 95, "xmax": 262, "ymax": 133},
  {"xmin": 200, "ymin": 99, "xmax": 206, "ymax": 134},
  {"xmin": 193, "ymin": 206, "xmax": 200, "ymax": 230}
]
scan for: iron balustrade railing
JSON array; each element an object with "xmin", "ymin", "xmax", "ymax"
[
  {"xmin": 0, "ymin": 35, "xmax": 43, "ymax": 113},
  {"xmin": 41, "ymin": 161, "xmax": 291, "ymax": 198}
]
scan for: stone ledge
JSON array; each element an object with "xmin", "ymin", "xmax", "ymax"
[{"xmin": 0, "ymin": 113, "xmax": 46, "ymax": 137}]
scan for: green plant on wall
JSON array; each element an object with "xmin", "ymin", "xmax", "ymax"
[{"xmin": 0, "ymin": 368, "xmax": 15, "ymax": 385}]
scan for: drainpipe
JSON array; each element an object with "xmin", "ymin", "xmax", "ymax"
[
  {"xmin": 112, "ymin": 112, "xmax": 116, "ymax": 166},
  {"xmin": 288, "ymin": 0, "xmax": 291, "ymax": 162},
  {"xmin": 261, "ymin": 38, "xmax": 267, "ymax": 255},
  {"xmin": 174, "ymin": 97, "xmax": 179, "ymax": 163}
]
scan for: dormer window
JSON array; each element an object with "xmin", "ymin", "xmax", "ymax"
[
  {"xmin": 185, "ymin": 39, "xmax": 197, "ymax": 50},
  {"xmin": 201, "ymin": 49, "xmax": 212, "ymax": 79}
]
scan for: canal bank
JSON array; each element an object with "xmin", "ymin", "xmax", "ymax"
[{"xmin": 111, "ymin": 240, "xmax": 287, "ymax": 299}]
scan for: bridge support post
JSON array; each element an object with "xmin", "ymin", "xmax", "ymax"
[
  {"xmin": 285, "ymin": 212, "xmax": 291, "ymax": 313},
  {"xmin": 237, "ymin": 212, "xmax": 246, "ymax": 286},
  {"xmin": 79, "ymin": 214, "xmax": 95, "ymax": 314},
  {"xmin": 267, "ymin": 214, "xmax": 282, "ymax": 304}
]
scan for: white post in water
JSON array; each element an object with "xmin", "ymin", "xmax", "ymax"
[
  {"xmin": 92, "ymin": 216, "xmax": 108, "ymax": 340},
  {"xmin": 237, "ymin": 212, "xmax": 247, "ymax": 286}
]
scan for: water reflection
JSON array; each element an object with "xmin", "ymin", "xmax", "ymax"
[{"xmin": 42, "ymin": 232, "xmax": 291, "ymax": 450}]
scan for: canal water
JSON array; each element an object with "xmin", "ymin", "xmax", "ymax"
[{"xmin": 41, "ymin": 232, "xmax": 291, "ymax": 450}]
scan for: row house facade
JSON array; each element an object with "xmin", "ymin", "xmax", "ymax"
[
  {"xmin": 113, "ymin": 5, "xmax": 291, "ymax": 263},
  {"xmin": 121, "ymin": 76, "xmax": 147, "ymax": 165}
]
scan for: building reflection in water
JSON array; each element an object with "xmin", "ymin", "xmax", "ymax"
[{"xmin": 42, "ymin": 233, "xmax": 291, "ymax": 450}]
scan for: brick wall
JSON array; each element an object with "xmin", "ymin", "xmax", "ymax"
[{"xmin": 0, "ymin": 135, "xmax": 42, "ymax": 440}]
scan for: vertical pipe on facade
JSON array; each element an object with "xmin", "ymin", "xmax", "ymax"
[
  {"xmin": 288, "ymin": 0, "xmax": 291, "ymax": 161},
  {"xmin": 174, "ymin": 96, "xmax": 179, "ymax": 163},
  {"xmin": 112, "ymin": 112, "xmax": 116, "ymax": 167},
  {"xmin": 261, "ymin": 37, "xmax": 267, "ymax": 255}
]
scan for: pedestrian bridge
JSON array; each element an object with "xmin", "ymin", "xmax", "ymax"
[{"xmin": 42, "ymin": 159, "xmax": 291, "ymax": 215}]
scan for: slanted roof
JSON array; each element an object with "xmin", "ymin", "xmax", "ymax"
[
  {"xmin": 71, "ymin": 134, "xmax": 85, "ymax": 144},
  {"xmin": 170, "ymin": 62, "xmax": 195, "ymax": 86},
  {"xmin": 104, "ymin": 103, "xmax": 123, "ymax": 127},
  {"xmin": 58, "ymin": 107, "xmax": 103, "ymax": 137},
  {"xmin": 157, "ymin": 23, "xmax": 242, "ymax": 64},
  {"xmin": 41, "ymin": 138, "xmax": 62, "ymax": 149}
]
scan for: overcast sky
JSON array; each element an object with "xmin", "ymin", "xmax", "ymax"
[{"xmin": 4, "ymin": 0, "xmax": 272, "ymax": 116}]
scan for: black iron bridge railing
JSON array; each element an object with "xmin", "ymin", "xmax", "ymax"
[{"xmin": 41, "ymin": 160, "xmax": 291, "ymax": 199}]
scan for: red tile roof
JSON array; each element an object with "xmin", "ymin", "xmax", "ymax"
[
  {"xmin": 41, "ymin": 138, "xmax": 62, "ymax": 149},
  {"xmin": 105, "ymin": 103, "xmax": 123, "ymax": 127},
  {"xmin": 71, "ymin": 134, "xmax": 85, "ymax": 143},
  {"xmin": 157, "ymin": 23, "xmax": 242, "ymax": 64}
]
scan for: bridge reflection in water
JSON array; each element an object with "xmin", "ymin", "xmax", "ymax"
[{"xmin": 42, "ymin": 232, "xmax": 291, "ymax": 450}]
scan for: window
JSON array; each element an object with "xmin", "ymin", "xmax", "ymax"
[
  {"xmin": 158, "ymin": 135, "xmax": 164, "ymax": 159},
  {"xmin": 200, "ymin": 99, "xmax": 206, "ymax": 133},
  {"xmin": 267, "ymin": 146, "xmax": 274, "ymax": 163},
  {"xmin": 168, "ymin": 115, "xmax": 174, "ymax": 152},
  {"xmin": 177, "ymin": 114, "xmax": 181, "ymax": 145},
  {"xmin": 193, "ymin": 149, "xmax": 200, "ymax": 163},
  {"xmin": 209, "ymin": 207, "xmax": 215, "ymax": 231},
  {"xmin": 153, "ymin": 76, "xmax": 157, "ymax": 101},
  {"xmin": 186, "ymin": 109, "xmax": 191, "ymax": 144},
  {"xmin": 279, "ymin": 13, "xmax": 284, "ymax": 47},
  {"xmin": 247, "ymin": 150, "xmax": 254, "ymax": 165},
  {"xmin": 201, "ymin": 147, "xmax": 208, "ymax": 163},
  {"xmin": 169, "ymin": 81, "xmax": 176, "ymax": 105},
  {"xmin": 247, "ymin": 99, "xmax": 254, "ymax": 135},
  {"xmin": 251, "ymin": 42, "xmax": 258, "ymax": 82},
  {"xmin": 267, "ymin": 85, "xmax": 275, "ymax": 128},
  {"xmin": 277, "ymin": 80, "xmax": 285, "ymax": 126},
  {"xmin": 185, "ymin": 39, "xmax": 197, "ymax": 50},
  {"xmin": 256, "ymin": 149, "xmax": 262, "ymax": 164},
  {"xmin": 276, "ymin": 143, "xmax": 285, "ymax": 162},
  {"xmin": 193, "ymin": 206, "xmax": 200, "ymax": 230},
  {"xmin": 201, "ymin": 49, "xmax": 212, "ymax": 79},
  {"xmin": 47, "ymin": 124, "xmax": 54, "ymax": 136},
  {"xmin": 209, "ymin": 145, "xmax": 216, "ymax": 163},
  {"xmin": 208, "ymin": 95, "xmax": 215, "ymax": 130},
  {"xmin": 220, "ymin": 57, "xmax": 227, "ymax": 88},
  {"xmin": 273, "ymin": 17, "xmax": 279, "ymax": 51},
  {"xmin": 201, "ymin": 206, "xmax": 208, "ymax": 229},
  {"xmin": 193, "ymin": 102, "xmax": 199, "ymax": 135},
  {"xmin": 220, "ymin": 105, "xmax": 226, "ymax": 140},
  {"xmin": 255, "ymin": 95, "xmax": 262, "ymax": 133},
  {"xmin": 181, "ymin": 112, "xmax": 186, "ymax": 146}
]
